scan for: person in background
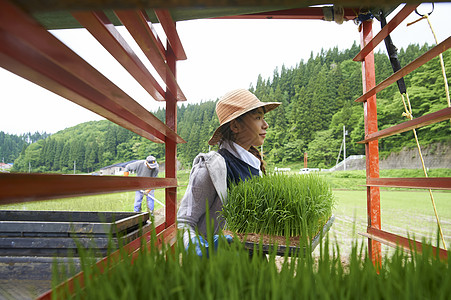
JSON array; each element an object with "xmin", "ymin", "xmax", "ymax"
[
  {"xmin": 124, "ymin": 155, "xmax": 159, "ymax": 214},
  {"xmin": 177, "ymin": 89, "xmax": 280, "ymax": 256}
]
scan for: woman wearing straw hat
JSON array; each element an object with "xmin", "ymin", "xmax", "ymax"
[{"xmin": 177, "ymin": 88, "xmax": 280, "ymax": 257}]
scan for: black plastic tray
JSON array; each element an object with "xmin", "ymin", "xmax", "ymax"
[
  {"xmin": 0, "ymin": 210, "xmax": 149, "ymax": 256},
  {"xmin": 243, "ymin": 215, "xmax": 335, "ymax": 257}
]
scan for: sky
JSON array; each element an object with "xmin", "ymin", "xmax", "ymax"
[{"xmin": 1, "ymin": 3, "xmax": 450, "ymax": 135}]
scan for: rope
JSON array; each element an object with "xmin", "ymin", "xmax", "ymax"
[
  {"xmin": 400, "ymin": 93, "xmax": 447, "ymax": 250},
  {"xmin": 378, "ymin": 8, "xmax": 447, "ymax": 250},
  {"xmin": 407, "ymin": 7, "xmax": 451, "ymax": 128}
]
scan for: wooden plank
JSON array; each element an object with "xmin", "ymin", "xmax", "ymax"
[
  {"xmin": 360, "ymin": 20, "xmax": 381, "ymax": 264},
  {"xmin": 0, "ymin": 173, "xmax": 177, "ymax": 205},
  {"xmin": 115, "ymin": 10, "xmax": 187, "ymax": 101},
  {"xmin": 213, "ymin": 7, "xmax": 358, "ymax": 20},
  {"xmin": 355, "ymin": 36, "xmax": 451, "ymax": 103},
  {"xmin": 154, "ymin": 9, "xmax": 187, "ymax": 60},
  {"xmin": 0, "ymin": 0, "xmax": 186, "ymax": 144},
  {"xmin": 165, "ymin": 44, "xmax": 178, "ymax": 227},
  {"xmin": 358, "ymin": 107, "xmax": 451, "ymax": 144},
  {"xmin": 353, "ymin": 5, "xmax": 418, "ymax": 62},
  {"xmin": 366, "ymin": 177, "xmax": 451, "ymax": 190},
  {"xmin": 72, "ymin": 11, "xmax": 166, "ymax": 101},
  {"xmin": 360, "ymin": 227, "xmax": 447, "ymax": 259}
]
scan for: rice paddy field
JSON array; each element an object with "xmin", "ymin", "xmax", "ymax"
[
  {"xmin": 1, "ymin": 169, "xmax": 450, "ymax": 258},
  {"xmin": 328, "ymin": 190, "xmax": 451, "ymax": 258}
]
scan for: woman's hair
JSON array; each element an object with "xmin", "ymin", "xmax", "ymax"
[{"xmin": 218, "ymin": 108, "xmax": 267, "ymax": 175}]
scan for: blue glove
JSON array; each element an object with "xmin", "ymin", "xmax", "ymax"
[
  {"xmin": 212, "ymin": 234, "xmax": 233, "ymax": 251},
  {"xmin": 188, "ymin": 234, "xmax": 233, "ymax": 257},
  {"xmin": 188, "ymin": 235, "xmax": 209, "ymax": 257}
]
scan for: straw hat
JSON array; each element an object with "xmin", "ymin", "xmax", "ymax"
[{"xmin": 208, "ymin": 89, "xmax": 280, "ymax": 145}]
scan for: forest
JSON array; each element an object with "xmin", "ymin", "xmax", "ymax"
[{"xmin": 2, "ymin": 42, "xmax": 450, "ymax": 173}]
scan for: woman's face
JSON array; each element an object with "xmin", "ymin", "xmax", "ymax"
[{"xmin": 231, "ymin": 107, "xmax": 268, "ymax": 150}]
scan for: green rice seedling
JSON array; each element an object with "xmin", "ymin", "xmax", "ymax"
[
  {"xmin": 53, "ymin": 226, "xmax": 451, "ymax": 300},
  {"xmin": 222, "ymin": 173, "xmax": 335, "ymax": 239}
]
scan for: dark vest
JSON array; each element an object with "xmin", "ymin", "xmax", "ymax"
[{"xmin": 218, "ymin": 148, "xmax": 260, "ymax": 188}]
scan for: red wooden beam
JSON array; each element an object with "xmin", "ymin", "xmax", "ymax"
[
  {"xmin": 154, "ymin": 9, "xmax": 187, "ymax": 60},
  {"xmin": 355, "ymin": 36, "xmax": 451, "ymax": 103},
  {"xmin": 0, "ymin": 35, "xmax": 165, "ymax": 143},
  {"xmin": 354, "ymin": 5, "xmax": 418, "ymax": 62},
  {"xmin": 213, "ymin": 7, "xmax": 358, "ymax": 21},
  {"xmin": 366, "ymin": 177, "xmax": 451, "ymax": 190},
  {"xmin": 115, "ymin": 10, "xmax": 187, "ymax": 101},
  {"xmin": 358, "ymin": 107, "xmax": 451, "ymax": 144},
  {"xmin": 0, "ymin": 0, "xmax": 185, "ymax": 144},
  {"xmin": 142, "ymin": 9, "xmax": 168, "ymax": 62},
  {"xmin": 72, "ymin": 11, "xmax": 166, "ymax": 101},
  {"xmin": 0, "ymin": 173, "xmax": 177, "ymax": 205},
  {"xmin": 360, "ymin": 20, "xmax": 382, "ymax": 265},
  {"xmin": 360, "ymin": 227, "xmax": 448, "ymax": 260},
  {"xmin": 165, "ymin": 43, "xmax": 178, "ymax": 228}
]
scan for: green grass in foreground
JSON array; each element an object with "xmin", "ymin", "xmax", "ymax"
[{"xmin": 54, "ymin": 229, "xmax": 451, "ymax": 300}]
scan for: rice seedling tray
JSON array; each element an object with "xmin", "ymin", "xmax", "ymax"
[
  {"xmin": 0, "ymin": 210, "xmax": 150, "ymax": 257},
  {"xmin": 239, "ymin": 215, "xmax": 335, "ymax": 257}
]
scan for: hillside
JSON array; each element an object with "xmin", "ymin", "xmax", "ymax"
[{"xmin": 4, "ymin": 43, "xmax": 451, "ymax": 173}]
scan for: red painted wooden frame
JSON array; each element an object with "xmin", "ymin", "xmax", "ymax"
[
  {"xmin": 115, "ymin": 9, "xmax": 187, "ymax": 101},
  {"xmin": 155, "ymin": 9, "xmax": 187, "ymax": 61},
  {"xmin": 356, "ymin": 6, "xmax": 449, "ymax": 263},
  {"xmin": 72, "ymin": 11, "xmax": 167, "ymax": 101},
  {"xmin": 355, "ymin": 36, "xmax": 451, "ymax": 103},
  {"xmin": 214, "ymin": 7, "xmax": 358, "ymax": 21},
  {"xmin": 360, "ymin": 227, "xmax": 448, "ymax": 260},
  {"xmin": 358, "ymin": 107, "xmax": 451, "ymax": 143},
  {"xmin": 360, "ymin": 20, "xmax": 382, "ymax": 264},
  {"xmin": 353, "ymin": 4, "xmax": 418, "ymax": 62},
  {"xmin": 0, "ymin": 0, "xmax": 185, "ymax": 144},
  {"xmin": 367, "ymin": 177, "xmax": 451, "ymax": 190},
  {"xmin": 0, "ymin": 173, "xmax": 178, "ymax": 205}
]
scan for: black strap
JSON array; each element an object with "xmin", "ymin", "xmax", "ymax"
[{"xmin": 379, "ymin": 10, "xmax": 407, "ymax": 94}]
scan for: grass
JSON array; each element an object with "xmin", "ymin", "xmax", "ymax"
[{"xmin": 53, "ymin": 225, "xmax": 451, "ymax": 300}]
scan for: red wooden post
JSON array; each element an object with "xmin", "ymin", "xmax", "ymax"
[
  {"xmin": 165, "ymin": 42, "xmax": 178, "ymax": 228},
  {"xmin": 304, "ymin": 152, "xmax": 307, "ymax": 168},
  {"xmin": 360, "ymin": 19, "xmax": 382, "ymax": 265}
]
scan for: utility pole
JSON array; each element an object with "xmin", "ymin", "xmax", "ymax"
[
  {"xmin": 28, "ymin": 162, "xmax": 31, "ymax": 173},
  {"xmin": 343, "ymin": 125, "xmax": 347, "ymax": 171}
]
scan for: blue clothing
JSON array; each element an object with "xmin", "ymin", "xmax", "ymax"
[
  {"xmin": 125, "ymin": 159, "xmax": 159, "ymax": 212},
  {"xmin": 218, "ymin": 148, "xmax": 259, "ymax": 188},
  {"xmin": 134, "ymin": 190, "xmax": 155, "ymax": 213}
]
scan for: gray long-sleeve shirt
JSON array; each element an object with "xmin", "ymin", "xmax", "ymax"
[
  {"xmin": 177, "ymin": 151, "xmax": 227, "ymax": 248},
  {"xmin": 125, "ymin": 160, "xmax": 159, "ymax": 178}
]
